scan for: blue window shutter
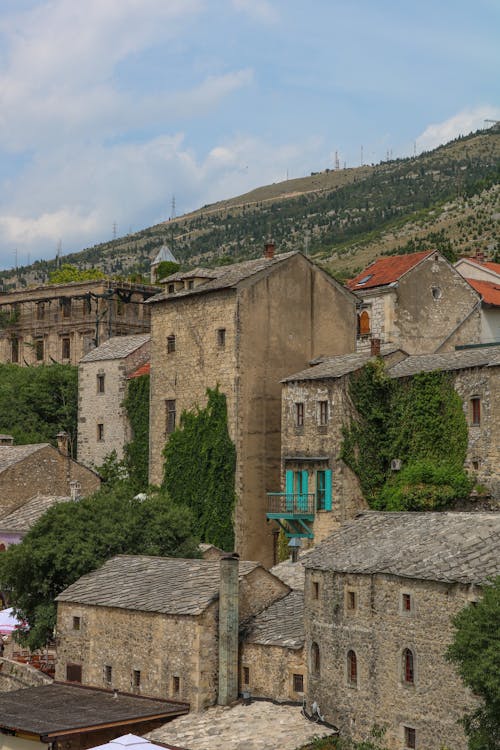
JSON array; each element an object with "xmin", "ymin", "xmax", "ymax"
[
  {"xmin": 285, "ymin": 470, "xmax": 294, "ymax": 511},
  {"xmin": 300, "ymin": 470, "xmax": 309, "ymax": 511},
  {"xmin": 324, "ymin": 469, "xmax": 332, "ymax": 511}
]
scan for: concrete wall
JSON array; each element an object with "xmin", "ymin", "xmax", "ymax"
[
  {"xmin": 305, "ymin": 569, "xmax": 479, "ymax": 750},
  {"xmin": 481, "ymin": 307, "xmax": 500, "ymax": 344},
  {"xmin": 77, "ymin": 341, "xmax": 150, "ymax": 468},
  {"xmin": 240, "ymin": 643, "xmax": 306, "ymax": 702}
]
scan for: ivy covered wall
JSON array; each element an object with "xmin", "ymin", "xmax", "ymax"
[{"xmin": 123, "ymin": 373, "xmax": 150, "ymax": 489}]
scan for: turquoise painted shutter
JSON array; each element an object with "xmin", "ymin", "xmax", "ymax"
[
  {"xmin": 300, "ymin": 470, "xmax": 309, "ymax": 511},
  {"xmin": 324, "ymin": 469, "xmax": 332, "ymax": 511},
  {"xmin": 285, "ymin": 470, "xmax": 294, "ymax": 511}
]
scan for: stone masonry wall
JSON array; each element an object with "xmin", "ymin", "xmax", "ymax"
[
  {"xmin": 305, "ymin": 569, "xmax": 479, "ymax": 750},
  {"xmin": 0, "ymin": 657, "xmax": 52, "ymax": 692},
  {"xmin": 240, "ymin": 643, "xmax": 306, "ymax": 702},
  {"xmin": 239, "ymin": 567, "xmax": 290, "ymax": 621}
]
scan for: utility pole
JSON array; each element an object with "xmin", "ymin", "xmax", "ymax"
[
  {"xmin": 171, "ymin": 195, "xmax": 176, "ymax": 220},
  {"xmin": 13, "ymin": 248, "xmax": 18, "ymax": 270}
]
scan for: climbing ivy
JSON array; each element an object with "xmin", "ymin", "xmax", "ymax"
[
  {"xmin": 123, "ymin": 373, "xmax": 150, "ymax": 490},
  {"xmin": 341, "ymin": 362, "xmax": 473, "ymax": 510},
  {"xmin": 162, "ymin": 387, "xmax": 236, "ymax": 550}
]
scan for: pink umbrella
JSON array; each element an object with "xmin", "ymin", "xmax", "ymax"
[{"xmin": 0, "ymin": 608, "xmax": 22, "ymax": 635}]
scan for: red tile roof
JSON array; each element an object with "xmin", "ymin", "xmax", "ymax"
[
  {"xmin": 347, "ymin": 251, "xmax": 434, "ymax": 290},
  {"xmin": 128, "ymin": 362, "xmax": 150, "ymax": 379},
  {"xmin": 466, "ymin": 278, "xmax": 500, "ymax": 307},
  {"xmin": 463, "ymin": 258, "xmax": 500, "ymax": 276}
]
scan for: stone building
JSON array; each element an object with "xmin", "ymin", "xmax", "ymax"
[
  {"xmin": 77, "ymin": 334, "xmax": 150, "ymax": 468},
  {"xmin": 348, "ymin": 251, "xmax": 482, "ymax": 354},
  {"xmin": 454, "ymin": 254, "xmax": 500, "ymax": 343},
  {"xmin": 0, "ymin": 493, "xmax": 69, "ymax": 550},
  {"xmin": 304, "ymin": 511, "xmax": 499, "ymax": 750},
  {"xmin": 147, "ymin": 248, "xmax": 358, "ymax": 565},
  {"xmin": 0, "ymin": 279, "xmax": 158, "ymax": 367},
  {"xmin": 55, "ymin": 554, "xmax": 289, "ymax": 711}
]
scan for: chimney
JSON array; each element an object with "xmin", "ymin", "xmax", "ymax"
[
  {"xmin": 264, "ymin": 242, "xmax": 275, "ymax": 259},
  {"xmin": 218, "ymin": 553, "xmax": 239, "ymax": 706},
  {"xmin": 370, "ymin": 338, "xmax": 381, "ymax": 356},
  {"xmin": 56, "ymin": 431, "xmax": 69, "ymax": 456},
  {"xmin": 475, "ymin": 249, "xmax": 485, "ymax": 263}
]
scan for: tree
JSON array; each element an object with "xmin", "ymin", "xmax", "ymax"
[
  {"xmin": 447, "ymin": 578, "xmax": 500, "ymax": 750},
  {"xmin": 154, "ymin": 260, "xmax": 180, "ymax": 281},
  {"xmin": 48, "ymin": 264, "xmax": 106, "ymax": 284},
  {"xmin": 0, "ymin": 482, "xmax": 198, "ymax": 650}
]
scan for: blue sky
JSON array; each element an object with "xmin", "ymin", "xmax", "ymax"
[{"xmin": 0, "ymin": 0, "xmax": 499, "ymax": 270}]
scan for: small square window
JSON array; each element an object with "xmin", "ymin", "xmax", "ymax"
[
  {"xmin": 105, "ymin": 665, "xmax": 112, "ymax": 683},
  {"xmin": 188, "ymin": 280, "xmax": 194, "ymax": 289},
  {"xmin": 346, "ymin": 590, "xmax": 357, "ymax": 611},
  {"xmin": 404, "ymin": 726, "xmax": 416, "ymax": 749},
  {"xmin": 172, "ymin": 675, "xmax": 180, "ymax": 694},
  {"xmin": 293, "ymin": 673, "xmax": 304, "ymax": 692},
  {"xmin": 243, "ymin": 666, "xmax": 250, "ymax": 685},
  {"xmin": 217, "ymin": 328, "xmax": 226, "ymax": 347},
  {"xmin": 66, "ymin": 663, "xmax": 82, "ymax": 683},
  {"xmin": 295, "ymin": 402, "xmax": 304, "ymax": 428},
  {"xmin": 402, "ymin": 593, "xmax": 412, "ymax": 612},
  {"xmin": 72, "ymin": 616, "xmax": 81, "ymax": 631},
  {"xmin": 97, "ymin": 374, "xmax": 105, "ymax": 393},
  {"xmin": 97, "ymin": 423, "xmax": 104, "ymax": 441},
  {"xmin": 313, "ymin": 581, "xmax": 319, "ymax": 599},
  {"xmin": 133, "ymin": 669, "xmax": 141, "ymax": 687}
]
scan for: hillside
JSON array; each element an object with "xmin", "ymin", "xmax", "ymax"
[{"xmin": 1, "ymin": 128, "xmax": 499, "ymax": 289}]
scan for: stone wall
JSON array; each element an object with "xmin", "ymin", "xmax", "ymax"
[
  {"xmin": 240, "ymin": 643, "xmax": 306, "ymax": 702},
  {"xmin": 0, "ymin": 657, "xmax": 52, "ymax": 692},
  {"xmin": 239, "ymin": 567, "xmax": 290, "ymax": 620},
  {"xmin": 305, "ymin": 569, "xmax": 479, "ymax": 750},
  {"xmin": 77, "ymin": 340, "xmax": 150, "ymax": 468}
]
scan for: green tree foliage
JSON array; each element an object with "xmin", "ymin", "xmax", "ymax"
[
  {"xmin": 0, "ymin": 482, "xmax": 198, "ymax": 650},
  {"xmin": 0, "ymin": 364, "xmax": 78, "ymax": 452},
  {"xmin": 447, "ymin": 578, "xmax": 500, "ymax": 750},
  {"xmin": 163, "ymin": 387, "xmax": 236, "ymax": 551},
  {"xmin": 48, "ymin": 264, "xmax": 106, "ymax": 284},
  {"xmin": 341, "ymin": 363, "xmax": 472, "ymax": 509},
  {"xmin": 123, "ymin": 373, "xmax": 150, "ymax": 489},
  {"xmin": 391, "ymin": 229, "xmax": 458, "ymax": 263},
  {"xmin": 155, "ymin": 260, "xmax": 180, "ymax": 281}
]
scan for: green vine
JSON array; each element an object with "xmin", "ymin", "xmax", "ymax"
[
  {"xmin": 162, "ymin": 386, "xmax": 236, "ymax": 551},
  {"xmin": 123, "ymin": 373, "xmax": 150, "ymax": 490},
  {"xmin": 341, "ymin": 361, "xmax": 472, "ymax": 510}
]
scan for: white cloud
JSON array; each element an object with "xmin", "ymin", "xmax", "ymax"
[
  {"xmin": 231, "ymin": 0, "xmax": 279, "ymax": 24},
  {"xmin": 416, "ymin": 106, "xmax": 500, "ymax": 153}
]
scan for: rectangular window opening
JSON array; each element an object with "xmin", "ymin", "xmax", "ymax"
[
  {"xmin": 66, "ymin": 663, "xmax": 82, "ymax": 683},
  {"xmin": 347, "ymin": 590, "xmax": 357, "ymax": 611},
  {"xmin": 11, "ymin": 338, "xmax": 19, "ymax": 364},
  {"xmin": 97, "ymin": 374, "xmax": 105, "ymax": 393},
  {"xmin": 167, "ymin": 334, "xmax": 176, "ymax": 353},
  {"xmin": 105, "ymin": 665, "xmax": 112, "ymax": 683},
  {"xmin": 293, "ymin": 673, "xmax": 304, "ymax": 693},
  {"xmin": 166, "ymin": 400, "xmax": 176, "ymax": 434},
  {"xmin": 404, "ymin": 726, "xmax": 416, "ymax": 749},
  {"xmin": 72, "ymin": 616, "xmax": 81, "ymax": 630},
  {"xmin": 133, "ymin": 669, "xmax": 141, "ymax": 687},
  {"xmin": 471, "ymin": 397, "xmax": 481, "ymax": 426},
  {"xmin": 313, "ymin": 581, "xmax": 319, "ymax": 599},
  {"xmin": 402, "ymin": 593, "xmax": 412, "ymax": 612},
  {"xmin": 36, "ymin": 302, "xmax": 45, "ymax": 320},
  {"xmin": 62, "ymin": 298, "xmax": 71, "ymax": 318},
  {"xmin": 97, "ymin": 423, "xmax": 104, "ymax": 442},
  {"xmin": 295, "ymin": 402, "xmax": 304, "ymax": 427},
  {"xmin": 318, "ymin": 400, "xmax": 328, "ymax": 426},
  {"xmin": 172, "ymin": 675, "xmax": 180, "ymax": 694},
  {"xmin": 62, "ymin": 337, "xmax": 71, "ymax": 360},
  {"xmin": 217, "ymin": 328, "xmax": 226, "ymax": 347},
  {"xmin": 35, "ymin": 338, "xmax": 44, "ymax": 361}
]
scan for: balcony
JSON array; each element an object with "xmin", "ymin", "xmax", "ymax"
[{"xmin": 266, "ymin": 493, "xmax": 315, "ymax": 539}]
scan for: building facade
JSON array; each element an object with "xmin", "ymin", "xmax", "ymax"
[
  {"xmin": 454, "ymin": 255, "xmax": 500, "ymax": 344},
  {"xmin": 147, "ymin": 249, "xmax": 358, "ymax": 566},
  {"xmin": 0, "ymin": 279, "xmax": 158, "ymax": 367}
]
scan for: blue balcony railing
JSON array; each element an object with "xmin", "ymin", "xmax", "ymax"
[{"xmin": 267, "ymin": 493, "xmax": 315, "ymax": 516}]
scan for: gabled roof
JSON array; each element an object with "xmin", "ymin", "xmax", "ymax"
[
  {"xmin": 304, "ymin": 511, "xmax": 500, "ymax": 585},
  {"xmin": 80, "ymin": 334, "xmax": 150, "ymax": 363},
  {"xmin": 152, "ymin": 245, "xmax": 178, "ymax": 265},
  {"xmin": 56, "ymin": 555, "xmax": 261, "ymax": 615},
  {"xmin": 457, "ymin": 257, "xmax": 500, "ymax": 277},
  {"xmin": 387, "ymin": 344, "xmax": 500, "ymax": 378},
  {"xmin": 0, "ymin": 494, "xmax": 69, "ymax": 533},
  {"xmin": 128, "ymin": 362, "xmax": 150, "ymax": 379},
  {"xmin": 162, "ymin": 267, "xmax": 222, "ymax": 282},
  {"xmin": 347, "ymin": 251, "xmax": 434, "ymax": 291},
  {"xmin": 466, "ymin": 278, "xmax": 500, "ymax": 307},
  {"xmin": 282, "ymin": 346, "xmax": 403, "ymax": 382},
  {"xmin": 243, "ymin": 590, "xmax": 304, "ymax": 649},
  {"xmin": 0, "ymin": 444, "xmax": 48, "ymax": 473}
]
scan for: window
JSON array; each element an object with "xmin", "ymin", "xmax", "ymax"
[
  {"xmin": 36, "ymin": 301, "xmax": 45, "ymax": 320},
  {"xmin": 72, "ymin": 616, "xmax": 81, "ymax": 631},
  {"xmin": 61, "ymin": 337, "xmax": 71, "ymax": 360},
  {"xmin": 187, "ymin": 280, "xmax": 194, "ymax": 289},
  {"xmin": 318, "ymin": 400, "xmax": 328, "ymax": 426},
  {"xmin": 168, "ymin": 283, "xmax": 175, "ymax": 294},
  {"xmin": 97, "ymin": 374, "xmax": 105, "ymax": 394},
  {"xmin": 84, "ymin": 296, "xmax": 92, "ymax": 315},
  {"xmin": 402, "ymin": 648, "xmax": 415, "ymax": 685},
  {"xmin": 432, "ymin": 286, "xmax": 442, "ymax": 300},
  {"xmin": 97, "ymin": 423, "xmax": 104, "ymax": 441},
  {"xmin": 217, "ymin": 328, "xmax": 226, "ymax": 347},
  {"xmin": 243, "ymin": 666, "xmax": 250, "ymax": 685},
  {"xmin": 11, "ymin": 337, "xmax": 19, "ymax": 364},
  {"xmin": 132, "ymin": 669, "xmax": 141, "ymax": 688},
  {"xmin": 472, "ymin": 459, "xmax": 480, "ymax": 471},
  {"xmin": 295, "ymin": 402, "xmax": 304, "ymax": 427},
  {"xmin": 316, "ymin": 470, "xmax": 327, "ymax": 510},
  {"xmin": 402, "ymin": 593, "xmax": 412, "ymax": 612},
  {"xmin": 346, "ymin": 590, "xmax": 357, "ymax": 611},
  {"xmin": 167, "ymin": 334, "xmax": 176, "ymax": 353},
  {"xmin": 347, "ymin": 650, "xmax": 358, "ymax": 686},
  {"xmin": 66, "ymin": 663, "xmax": 82, "ymax": 683},
  {"xmin": 358, "ymin": 310, "xmax": 371, "ymax": 336},
  {"xmin": 471, "ymin": 397, "xmax": 481, "ymax": 426},
  {"xmin": 293, "ymin": 673, "xmax": 304, "ymax": 693},
  {"xmin": 404, "ymin": 727, "xmax": 416, "ymax": 749},
  {"xmin": 311, "ymin": 642, "xmax": 320, "ymax": 675},
  {"xmin": 35, "ymin": 337, "xmax": 44, "ymax": 361},
  {"xmin": 172, "ymin": 675, "xmax": 180, "ymax": 694},
  {"xmin": 166, "ymin": 400, "xmax": 176, "ymax": 434},
  {"xmin": 62, "ymin": 298, "xmax": 71, "ymax": 318},
  {"xmin": 313, "ymin": 581, "xmax": 319, "ymax": 599},
  {"xmin": 104, "ymin": 665, "xmax": 112, "ymax": 683},
  {"xmin": 116, "ymin": 298, "xmax": 124, "ymax": 316}
]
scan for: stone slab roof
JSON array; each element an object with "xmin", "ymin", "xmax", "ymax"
[
  {"xmin": 56, "ymin": 555, "xmax": 261, "ymax": 615},
  {"xmin": 270, "ymin": 558, "xmax": 307, "ymax": 590},
  {"xmin": 347, "ymin": 250, "xmax": 433, "ymax": 290},
  {"xmin": 80, "ymin": 334, "xmax": 150, "ymax": 363},
  {"xmin": 147, "ymin": 252, "xmax": 299, "ymax": 303},
  {"xmin": 388, "ymin": 344, "xmax": 500, "ymax": 379},
  {"xmin": 304, "ymin": 512, "xmax": 500, "ymax": 585},
  {"xmin": 0, "ymin": 683, "xmax": 187, "ymax": 737},
  {"xmin": 0, "ymin": 494, "xmax": 69, "ymax": 533},
  {"xmin": 244, "ymin": 590, "xmax": 304, "ymax": 648},
  {"xmin": 0, "ymin": 443, "xmax": 48, "ymax": 473},
  {"xmin": 163, "ymin": 267, "xmax": 223, "ymax": 282},
  {"xmin": 282, "ymin": 346, "xmax": 401, "ymax": 382}
]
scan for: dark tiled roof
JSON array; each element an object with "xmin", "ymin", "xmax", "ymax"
[
  {"xmin": 0, "ymin": 683, "xmax": 187, "ymax": 737},
  {"xmin": 466, "ymin": 278, "xmax": 500, "ymax": 307},
  {"xmin": 304, "ymin": 512, "xmax": 500, "ymax": 585},
  {"xmin": 347, "ymin": 251, "xmax": 434, "ymax": 290},
  {"xmin": 282, "ymin": 346, "xmax": 401, "ymax": 382},
  {"xmin": 147, "ymin": 252, "xmax": 300, "ymax": 303},
  {"xmin": 162, "ymin": 267, "xmax": 223, "ymax": 282},
  {"xmin": 80, "ymin": 334, "xmax": 150, "ymax": 363},
  {"xmin": 388, "ymin": 344, "xmax": 500, "ymax": 378},
  {"xmin": 244, "ymin": 590, "xmax": 304, "ymax": 649},
  {"xmin": 0, "ymin": 444, "xmax": 48, "ymax": 473},
  {"xmin": 56, "ymin": 555, "xmax": 260, "ymax": 615},
  {"xmin": 0, "ymin": 494, "xmax": 69, "ymax": 532}
]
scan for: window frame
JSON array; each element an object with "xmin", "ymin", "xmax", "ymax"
[
  {"xmin": 404, "ymin": 726, "xmax": 416, "ymax": 750},
  {"xmin": 402, "ymin": 648, "xmax": 415, "ymax": 685},
  {"xmin": 318, "ymin": 400, "xmax": 329, "ymax": 426},
  {"xmin": 295, "ymin": 402, "xmax": 304, "ymax": 428},
  {"xmin": 292, "ymin": 673, "xmax": 304, "ymax": 693},
  {"xmin": 217, "ymin": 328, "xmax": 226, "ymax": 347},
  {"xmin": 72, "ymin": 616, "xmax": 81, "ymax": 631},
  {"xmin": 97, "ymin": 374, "xmax": 105, "ymax": 394},
  {"xmin": 132, "ymin": 669, "xmax": 141, "ymax": 688},
  {"xmin": 66, "ymin": 663, "xmax": 82, "ymax": 683},
  {"xmin": 97, "ymin": 423, "xmax": 104, "ymax": 442},
  {"xmin": 166, "ymin": 399, "xmax": 176, "ymax": 434},
  {"xmin": 61, "ymin": 336, "xmax": 71, "ymax": 360},
  {"xmin": 34, "ymin": 337, "xmax": 44, "ymax": 362},
  {"xmin": 167, "ymin": 334, "xmax": 176, "ymax": 354},
  {"xmin": 471, "ymin": 397, "xmax": 481, "ymax": 426},
  {"xmin": 347, "ymin": 649, "xmax": 358, "ymax": 687}
]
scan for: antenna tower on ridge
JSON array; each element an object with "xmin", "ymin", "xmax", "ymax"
[{"xmin": 171, "ymin": 195, "xmax": 176, "ymax": 220}]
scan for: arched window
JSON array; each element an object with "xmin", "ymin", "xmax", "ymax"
[
  {"xmin": 311, "ymin": 642, "xmax": 320, "ymax": 676},
  {"xmin": 347, "ymin": 649, "xmax": 357, "ymax": 685},
  {"xmin": 359, "ymin": 310, "xmax": 371, "ymax": 336},
  {"xmin": 403, "ymin": 648, "xmax": 415, "ymax": 684}
]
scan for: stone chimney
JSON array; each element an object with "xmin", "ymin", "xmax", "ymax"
[
  {"xmin": 475, "ymin": 249, "xmax": 486, "ymax": 263},
  {"xmin": 370, "ymin": 338, "xmax": 381, "ymax": 356},
  {"xmin": 56, "ymin": 431, "xmax": 69, "ymax": 456},
  {"xmin": 218, "ymin": 553, "xmax": 239, "ymax": 705},
  {"xmin": 264, "ymin": 242, "xmax": 275, "ymax": 259}
]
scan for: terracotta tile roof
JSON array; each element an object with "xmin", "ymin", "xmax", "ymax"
[
  {"xmin": 128, "ymin": 362, "xmax": 150, "ymax": 379},
  {"xmin": 347, "ymin": 251, "xmax": 434, "ymax": 290},
  {"xmin": 463, "ymin": 257, "xmax": 500, "ymax": 276},
  {"xmin": 80, "ymin": 334, "xmax": 150, "ymax": 363},
  {"xmin": 466, "ymin": 278, "xmax": 500, "ymax": 307}
]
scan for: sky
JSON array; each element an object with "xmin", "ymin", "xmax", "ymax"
[{"xmin": 0, "ymin": 0, "xmax": 499, "ymax": 271}]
